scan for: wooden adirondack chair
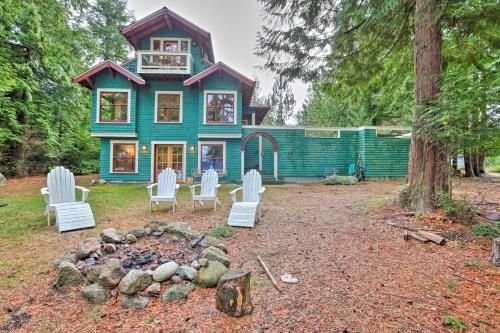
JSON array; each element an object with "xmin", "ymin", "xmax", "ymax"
[
  {"xmin": 228, "ymin": 169, "xmax": 266, "ymax": 228},
  {"xmin": 41, "ymin": 166, "xmax": 95, "ymax": 232},
  {"xmin": 189, "ymin": 168, "xmax": 221, "ymax": 211},
  {"xmin": 147, "ymin": 168, "xmax": 180, "ymax": 212}
]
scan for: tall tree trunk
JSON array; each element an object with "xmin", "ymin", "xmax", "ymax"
[{"xmin": 407, "ymin": 0, "xmax": 446, "ymax": 212}]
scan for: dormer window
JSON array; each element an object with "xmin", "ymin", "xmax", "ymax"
[{"xmin": 151, "ymin": 38, "xmax": 190, "ymax": 53}]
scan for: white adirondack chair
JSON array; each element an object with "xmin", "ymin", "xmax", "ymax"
[
  {"xmin": 228, "ymin": 169, "xmax": 266, "ymax": 228},
  {"xmin": 41, "ymin": 166, "xmax": 95, "ymax": 232},
  {"xmin": 147, "ymin": 168, "xmax": 180, "ymax": 212},
  {"xmin": 189, "ymin": 168, "xmax": 221, "ymax": 211}
]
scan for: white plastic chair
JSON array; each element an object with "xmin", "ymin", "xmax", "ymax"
[
  {"xmin": 41, "ymin": 166, "xmax": 90, "ymax": 226},
  {"xmin": 228, "ymin": 169, "xmax": 266, "ymax": 227},
  {"xmin": 189, "ymin": 168, "xmax": 221, "ymax": 211},
  {"xmin": 147, "ymin": 168, "xmax": 180, "ymax": 212}
]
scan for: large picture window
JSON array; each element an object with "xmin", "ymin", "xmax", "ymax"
[
  {"xmin": 199, "ymin": 143, "xmax": 225, "ymax": 172},
  {"xmin": 205, "ymin": 92, "xmax": 236, "ymax": 124},
  {"xmin": 155, "ymin": 92, "xmax": 182, "ymax": 123},
  {"xmin": 98, "ymin": 90, "xmax": 129, "ymax": 122},
  {"xmin": 111, "ymin": 142, "xmax": 137, "ymax": 173}
]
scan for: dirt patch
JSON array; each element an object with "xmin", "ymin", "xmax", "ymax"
[{"xmin": 0, "ymin": 178, "xmax": 499, "ymax": 332}]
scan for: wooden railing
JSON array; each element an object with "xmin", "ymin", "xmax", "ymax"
[{"xmin": 137, "ymin": 51, "xmax": 193, "ymax": 74}]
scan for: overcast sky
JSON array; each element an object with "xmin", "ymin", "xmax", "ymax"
[{"xmin": 127, "ymin": 0, "xmax": 308, "ymax": 114}]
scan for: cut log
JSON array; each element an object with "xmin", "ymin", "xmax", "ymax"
[
  {"xmin": 493, "ymin": 237, "xmax": 500, "ymax": 267},
  {"xmin": 416, "ymin": 230, "xmax": 446, "ymax": 245},
  {"xmin": 215, "ymin": 270, "xmax": 253, "ymax": 317},
  {"xmin": 404, "ymin": 231, "xmax": 429, "ymax": 243}
]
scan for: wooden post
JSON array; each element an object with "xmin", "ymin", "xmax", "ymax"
[{"xmin": 216, "ymin": 270, "xmax": 253, "ymax": 317}]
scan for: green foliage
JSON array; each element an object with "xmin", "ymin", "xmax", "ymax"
[
  {"xmin": 208, "ymin": 224, "xmax": 234, "ymax": 239},
  {"xmin": 485, "ymin": 156, "xmax": 500, "ymax": 173},
  {"xmin": 264, "ymin": 76, "xmax": 296, "ymax": 126},
  {"xmin": 447, "ymin": 279, "xmax": 458, "ymax": 291},
  {"xmin": 434, "ymin": 192, "xmax": 475, "ymax": 222},
  {"xmin": 398, "ymin": 185, "xmax": 411, "ymax": 208},
  {"xmin": 442, "ymin": 316, "xmax": 467, "ymax": 330},
  {"xmin": 472, "ymin": 222, "xmax": 500, "ymax": 239}
]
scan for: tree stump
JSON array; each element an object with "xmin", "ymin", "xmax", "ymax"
[
  {"xmin": 216, "ymin": 270, "xmax": 253, "ymax": 317},
  {"xmin": 493, "ymin": 237, "xmax": 500, "ymax": 267}
]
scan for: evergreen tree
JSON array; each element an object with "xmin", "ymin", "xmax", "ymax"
[
  {"xmin": 265, "ymin": 76, "xmax": 296, "ymax": 126},
  {"xmin": 87, "ymin": 0, "xmax": 134, "ymax": 62}
]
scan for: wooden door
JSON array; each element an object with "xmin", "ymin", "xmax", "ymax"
[{"xmin": 154, "ymin": 144, "xmax": 184, "ymax": 182}]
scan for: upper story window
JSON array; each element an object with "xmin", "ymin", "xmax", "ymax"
[
  {"xmin": 151, "ymin": 38, "xmax": 190, "ymax": 53},
  {"xmin": 97, "ymin": 89, "xmax": 130, "ymax": 123},
  {"xmin": 155, "ymin": 91, "xmax": 182, "ymax": 123},
  {"xmin": 204, "ymin": 91, "xmax": 237, "ymax": 125}
]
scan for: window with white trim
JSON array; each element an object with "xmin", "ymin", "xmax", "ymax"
[
  {"xmin": 111, "ymin": 142, "xmax": 137, "ymax": 173},
  {"xmin": 155, "ymin": 92, "xmax": 182, "ymax": 123},
  {"xmin": 205, "ymin": 92, "xmax": 236, "ymax": 124},
  {"xmin": 98, "ymin": 90, "xmax": 130, "ymax": 122},
  {"xmin": 200, "ymin": 143, "xmax": 224, "ymax": 172},
  {"xmin": 151, "ymin": 38, "xmax": 190, "ymax": 52}
]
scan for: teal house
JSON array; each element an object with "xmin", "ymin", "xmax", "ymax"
[{"xmin": 73, "ymin": 7, "xmax": 410, "ymax": 184}]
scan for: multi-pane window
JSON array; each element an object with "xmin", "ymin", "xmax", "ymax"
[
  {"xmin": 99, "ymin": 91, "xmax": 129, "ymax": 122},
  {"xmin": 205, "ymin": 93, "xmax": 235, "ymax": 124},
  {"xmin": 156, "ymin": 93, "xmax": 181, "ymax": 122},
  {"xmin": 112, "ymin": 143, "xmax": 136, "ymax": 172},
  {"xmin": 200, "ymin": 144, "xmax": 224, "ymax": 172},
  {"xmin": 152, "ymin": 39, "xmax": 189, "ymax": 52}
]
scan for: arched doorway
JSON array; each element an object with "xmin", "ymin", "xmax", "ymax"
[{"xmin": 241, "ymin": 132, "xmax": 278, "ymax": 180}]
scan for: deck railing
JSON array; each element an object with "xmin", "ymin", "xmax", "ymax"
[{"xmin": 137, "ymin": 51, "xmax": 193, "ymax": 75}]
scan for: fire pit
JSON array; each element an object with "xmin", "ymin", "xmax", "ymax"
[{"xmin": 52, "ymin": 221, "xmax": 232, "ymax": 309}]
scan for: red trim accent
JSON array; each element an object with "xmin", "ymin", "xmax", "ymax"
[
  {"xmin": 72, "ymin": 60, "xmax": 145, "ymax": 89},
  {"xmin": 241, "ymin": 132, "xmax": 278, "ymax": 152},
  {"xmin": 184, "ymin": 62, "xmax": 255, "ymax": 88}
]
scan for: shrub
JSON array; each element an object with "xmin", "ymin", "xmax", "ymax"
[
  {"xmin": 209, "ymin": 224, "xmax": 234, "ymax": 239},
  {"xmin": 472, "ymin": 222, "xmax": 500, "ymax": 238},
  {"xmin": 434, "ymin": 192, "xmax": 474, "ymax": 222},
  {"xmin": 398, "ymin": 185, "xmax": 411, "ymax": 208},
  {"xmin": 442, "ymin": 316, "xmax": 467, "ymax": 330}
]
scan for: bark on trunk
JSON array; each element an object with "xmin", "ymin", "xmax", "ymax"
[
  {"xmin": 407, "ymin": 0, "xmax": 446, "ymax": 212},
  {"xmin": 215, "ymin": 270, "xmax": 253, "ymax": 317}
]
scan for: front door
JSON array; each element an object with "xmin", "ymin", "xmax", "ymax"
[{"xmin": 154, "ymin": 144, "xmax": 184, "ymax": 182}]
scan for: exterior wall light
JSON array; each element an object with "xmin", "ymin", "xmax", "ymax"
[
  {"xmin": 141, "ymin": 145, "xmax": 148, "ymax": 153},
  {"xmin": 190, "ymin": 145, "xmax": 196, "ymax": 152}
]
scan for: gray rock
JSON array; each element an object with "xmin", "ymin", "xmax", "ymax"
[
  {"xmin": 171, "ymin": 275, "xmax": 181, "ymax": 283},
  {"xmin": 145, "ymin": 269, "xmax": 154, "ymax": 276},
  {"xmin": 494, "ymin": 237, "xmax": 500, "ymax": 267},
  {"xmin": 486, "ymin": 211, "xmax": 500, "ymax": 221},
  {"xmin": 128, "ymin": 227, "xmax": 145, "ymax": 238},
  {"xmin": 143, "ymin": 282, "xmax": 161, "ymax": 297},
  {"xmin": 53, "ymin": 261, "xmax": 86, "ymax": 289},
  {"xmin": 76, "ymin": 260, "xmax": 86, "ymax": 270},
  {"xmin": 198, "ymin": 258, "xmax": 209, "ymax": 267},
  {"xmin": 161, "ymin": 223, "xmax": 202, "ymax": 240},
  {"xmin": 198, "ymin": 261, "xmax": 228, "ymax": 288},
  {"xmin": 201, "ymin": 246, "xmax": 231, "ymax": 267},
  {"xmin": 85, "ymin": 257, "xmax": 97, "ymax": 266},
  {"xmin": 97, "ymin": 258, "xmax": 126, "ymax": 289},
  {"xmin": 120, "ymin": 294, "xmax": 149, "ymax": 309},
  {"xmin": 86, "ymin": 265, "xmax": 102, "ymax": 283},
  {"xmin": 144, "ymin": 227, "xmax": 152, "ymax": 235},
  {"xmin": 177, "ymin": 265, "xmax": 198, "ymax": 281},
  {"xmin": 153, "ymin": 261, "xmax": 178, "ymax": 282},
  {"xmin": 103, "ymin": 243, "xmax": 116, "ymax": 254},
  {"xmin": 215, "ymin": 243, "xmax": 228, "ymax": 254},
  {"xmin": 81, "ymin": 283, "xmax": 107, "ymax": 304},
  {"xmin": 101, "ymin": 228, "xmax": 123, "ymax": 244},
  {"xmin": 190, "ymin": 260, "xmax": 201, "ymax": 270},
  {"xmin": 90, "ymin": 179, "xmax": 98, "ymax": 185},
  {"xmin": 98, "ymin": 179, "xmax": 107, "ymax": 185},
  {"xmin": 119, "ymin": 269, "xmax": 153, "ymax": 295},
  {"xmin": 125, "ymin": 234, "xmax": 137, "ymax": 243},
  {"xmin": 152, "ymin": 231, "xmax": 164, "ymax": 237},
  {"xmin": 53, "ymin": 252, "xmax": 77, "ymax": 270},
  {"xmin": 161, "ymin": 283, "xmax": 195, "ymax": 302},
  {"xmin": 324, "ymin": 175, "xmax": 358, "ymax": 185}
]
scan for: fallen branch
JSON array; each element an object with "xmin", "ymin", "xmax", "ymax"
[
  {"xmin": 387, "ymin": 220, "xmax": 442, "ymax": 233},
  {"xmin": 404, "ymin": 231, "xmax": 429, "ymax": 243},
  {"xmin": 450, "ymin": 272, "xmax": 487, "ymax": 287},
  {"xmin": 416, "ymin": 230, "xmax": 446, "ymax": 245},
  {"xmin": 257, "ymin": 255, "xmax": 283, "ymax": 294}
]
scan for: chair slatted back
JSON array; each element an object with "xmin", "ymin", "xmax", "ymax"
[
  {"xmin": 200, "ymin": 168, "xmax": 218, "ymax": 197},
  {"xmin": 242, "ymin": 169, "xmax": 262, "ymax": 203},
  {"xmin": 47, "ymin": 166, "xmax": 76, "ymax": 205},
  {"xmin": 157, "ymin": 168, "xmax": 177, "ymax": 196}
]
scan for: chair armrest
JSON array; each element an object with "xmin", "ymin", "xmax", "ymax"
[
  {"xmin": 229, "ymin": 187, "xmax": 243, "ymax": 203},
  {"xmin": 189, "ymin": 184, "xmax": 200, "ymax": 196},
  {"xmin": 75, "ymin": 186, "xmax": 90, "ymax": 202},
  {"xmin": 215, "ymin": 184, "xmax": 221, "ymax": 188},
  {"xmin": 259, "ymin": 187, "xmax": 266, "ymax": 202},
  {"xmin": 146, "ymin": 183, "xmax": 158, "ymax": 197},
  {"xmin": 41, "ymin": 187, "xmax": 49, "ymax": 204}
]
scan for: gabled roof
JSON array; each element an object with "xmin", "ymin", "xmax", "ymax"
[
  {"xmin": 120, "ymin": 7, "xmax": 215, "ymax": 63},
  {"xmin": 72, "ymin": 60, "xmax": 145, "ymax": 89},
  {"xmin": 184, "ymin": 62, "xmax": 256, "ymax": 106}
]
